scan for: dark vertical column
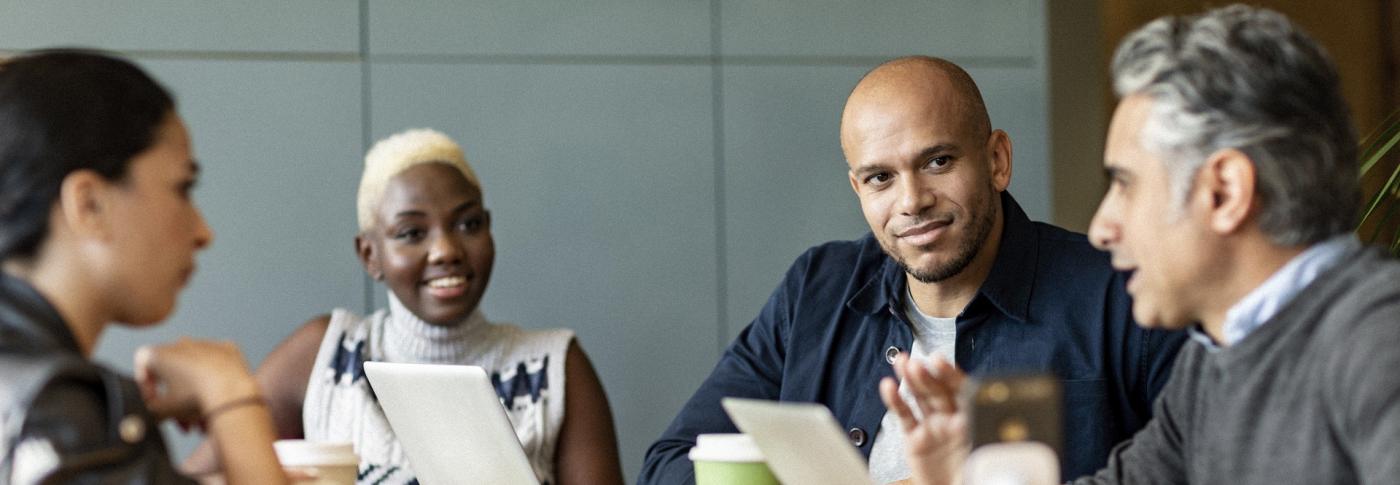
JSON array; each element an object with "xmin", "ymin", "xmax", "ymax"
[
  {"xmin": 711, "ymin": 0, "xmax": 729, "ymax": 355},
  {"xmin": 359, "ymin": 0, "xmax": 374, "ymax": 315}
]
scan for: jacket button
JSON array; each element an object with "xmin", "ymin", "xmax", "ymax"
[
  {"xmin": 119, "ymin": 414, "xmax": 146, "ymax": 443},
  {"xmin": 848, "ymin": 427, "xmax": 867, "ymax": 447},
  {"xmin": 885, "ymin": 346, "xmax": 900, "ymax": 364}
]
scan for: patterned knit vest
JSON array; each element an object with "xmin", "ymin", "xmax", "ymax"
[{"xmin": 303, "ymin": 294, "xmax": 573, "ymax": 484}]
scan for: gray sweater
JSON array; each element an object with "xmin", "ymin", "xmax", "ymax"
[{"xmin": 1074, "ymin": 245, "xmax": 1400, "ymax": 484}]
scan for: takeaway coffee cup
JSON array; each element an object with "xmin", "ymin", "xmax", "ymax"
[
  {"xmin": 274, "ymin": 440, "xmax": 359, "ymax": 485},
  {"xmin": 689, "ymin": 433, "xmax": 779, "ymax": 485}
]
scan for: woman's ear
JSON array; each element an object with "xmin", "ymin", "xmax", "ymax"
[
  {"xmin": 354, "ymin": 233, "xmax": 382, "ymax": 281},
  {"xmin": 56, "ymin": 170, "xmax": 114, "ymax": 241}
]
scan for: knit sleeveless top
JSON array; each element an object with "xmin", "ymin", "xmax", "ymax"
[{"xmin": 303, "ymin": 294, "xmax": 574, "ymax": 484}]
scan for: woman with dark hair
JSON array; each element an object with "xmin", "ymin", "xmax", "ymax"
[{"xmin": 0, "ymin": 50, "xmax": 287, "ymax": 484}]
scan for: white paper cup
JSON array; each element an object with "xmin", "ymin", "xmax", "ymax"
[{"xmin": 274, "ymin": 440, "xmax": 359, "ymax": 485}]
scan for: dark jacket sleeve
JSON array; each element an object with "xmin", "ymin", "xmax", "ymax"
[
  {"xmin": 1109, "ymin": 269, "xmax": 1186, "ymax": 423},
  {"xmin": 637, "ymin": 255, "xmax": 800, "ymax": 485},
  {"xmin": 1130, "ymin": 325, "xmax": 1187, "ymax": 422},
  {"xmin": 1072, "ymin": 346, "xmax": 1195, "ymax": 485}
]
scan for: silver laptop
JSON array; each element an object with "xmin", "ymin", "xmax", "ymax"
[
  {"xmin": 721, "ymin": 397, "xmax": 873, "ymax": 485},
  {"xmin": 363, "ymin": 361, "xmax": 540, "ymax": 485}
]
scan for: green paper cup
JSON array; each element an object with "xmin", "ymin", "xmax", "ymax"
[{"xmin": 689, "ymin": 434, "xmax": 780, "ymax": 485}]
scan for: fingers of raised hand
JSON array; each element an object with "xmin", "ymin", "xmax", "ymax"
[
  {"xmin": 134, "ymin": 345, "xmax": 158, "ymax": 399},
  {"xmin": 899, "ymin": 358, "xmax": 954, "ymax": 416},
  {"xmin": 929, "ymin": 355, "xmax": 966, "ymax": 394},
  {"xmin": 880, "ymin": 377, "xmax": 920, "ymax": 432},
  {"xmin": 891, "ymin": 352, "xmax": 911, "ymax": 381}
]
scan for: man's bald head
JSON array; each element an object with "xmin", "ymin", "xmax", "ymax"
[
  {"xmin": 840, "ymin": 56, "xmax": 992, "ymax": 154},
  {"xmin": 840, "ymin": 56, "xmax": 1012, "ymax": 287}
]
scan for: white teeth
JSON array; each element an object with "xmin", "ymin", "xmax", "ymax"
[{"xmin": 427, "ymin": 276, "xmax": 466, "ymax": 288}]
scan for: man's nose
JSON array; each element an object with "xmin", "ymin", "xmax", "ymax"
[
  {"xmin": 1088, "ymin": 202, "xmax": 1118, "ymax": 251},
  {"xmin": 895, "ymin": 174, "xmax": 936, "ymax": 216}
]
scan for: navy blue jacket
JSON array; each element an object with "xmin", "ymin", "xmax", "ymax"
[{"xmin": 639, "ymin": 193, "xmax": 1185, "ymax": 483}]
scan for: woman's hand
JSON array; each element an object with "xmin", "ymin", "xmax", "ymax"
[
  {"xmin": 879, "ymin": 353, "xmax": 971, "ymax": 485},
  {"xmin": 134, "ymin": 338, "xmax": 260, "ymax": 428},
  {"xmin": 137, "ymin": 338, "xmax": 288, "ymax": 485}
]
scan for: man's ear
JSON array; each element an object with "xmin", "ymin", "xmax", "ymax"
[
  {"xmin": 1198, "ymin": 148, "xmax": 1257, "ymax": 235},
  {"xmin": 354, "ymin": 233, "xmax": 382, "ymax": 281},
  {"xmin": 848, "ymin": 170, "xmax": 861, "ymax": 196},
  {"xmin": 56, "ymin": 170, "xmax": 114, "ymax": 241},
  {"xmin": 987, "ymin": 129, "xmax": 1013, "ymax": 192}
]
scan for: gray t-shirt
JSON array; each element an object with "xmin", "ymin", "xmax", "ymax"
[{"xmin": 868, "ymin": 290, "xmax": 957, "ymax": 484}]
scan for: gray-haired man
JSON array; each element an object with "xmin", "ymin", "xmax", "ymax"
[{"xmin": 884, "ymin": 4, "xmax": 1400, "ymax": 484}]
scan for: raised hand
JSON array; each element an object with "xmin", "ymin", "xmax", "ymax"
[{"xmin": 879, "ymin": 353, "xmax": 970, "ymax": 485}]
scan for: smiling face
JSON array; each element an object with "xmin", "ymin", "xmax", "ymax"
[
  {"xmin": 103, "ymin": 113, "xmax": 214, "ymax": 325},
  {"xmin": 1089, "ymin": 95, "xmax": 1214, "ymax": 329},
  {"xmin": 841, "ymin": 63, "xmax": 1010, "ymax": 284},
  {"xmin": 358, "ymin": 162, "xmax": 494, "ymax": 326}
]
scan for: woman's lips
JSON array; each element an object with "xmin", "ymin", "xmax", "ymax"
[{"xmin": 425, "ymin": 275, "xmax": 468, "ymax": 299}]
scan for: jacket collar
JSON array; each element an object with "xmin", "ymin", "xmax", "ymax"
[
  {"xmin": 848, "ymin": 191, "xmax": 1037, "ymax": 323},
  {"xmin": 0, "ymin": 271, "xmax": 82, "ymax": 354}
]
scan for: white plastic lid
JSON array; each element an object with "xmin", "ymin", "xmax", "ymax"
[
  {"xmin": 688, "ymin": 433, "xmax": 766, "ymax": 463},
  {"xmin": 273, "ymin": 440, "xmax": 360, "ymax": 467}
]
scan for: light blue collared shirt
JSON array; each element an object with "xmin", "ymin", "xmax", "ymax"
[{"xmin": 1189, "ymin": 234, "xmax": 1359, "ymax": 350}]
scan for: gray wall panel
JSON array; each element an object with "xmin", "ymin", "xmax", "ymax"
[
  {"xmin": 720, "ymin": 0, "xmax": 1037, "ymax": 59},
  {"xmin": 370, "ymin": 62, "xmax": 719, "ymax": 479},
  {"xmin": 0, "ymin": 2, "xmax": 358, "ymax": 53},
  {"xmin": 369, "ymin": 1, "xmax": 711, "ymax": 56},
  {"xmin": 721, "ymin": 65, "xmax": 872, "ymax": 341},
  {"xmin": 968, "ymin": 66, "xmax": 1051, "ymax": 223},
  {"xmin": 93, "ymin": 58, "xmax": 365, "ymax": 454}
]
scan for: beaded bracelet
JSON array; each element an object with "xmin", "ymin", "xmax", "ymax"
[{"xmin": 203, "ymin": 395, "xmax": 265, "ymax": 423}]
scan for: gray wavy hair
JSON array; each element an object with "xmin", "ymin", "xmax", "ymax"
[{"xmin": 1111, "ymin": 4, "xmax": 1358, "ymax": 246}]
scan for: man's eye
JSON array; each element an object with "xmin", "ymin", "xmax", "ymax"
[
  {"xmin": 394, "ymin": 228, "xmax": 424, "ymax": 240},
  {"xmin": 864, "ymin": 173, "xmax": 891, "ymax": 185},
  {"xmin": 927, "ymin": 156, "xmax": 952, "ymax": 168}
]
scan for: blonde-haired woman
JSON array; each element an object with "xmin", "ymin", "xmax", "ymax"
[{"xmin": 189, "ymin": 128, "xmax": 623, "ymax": 485}]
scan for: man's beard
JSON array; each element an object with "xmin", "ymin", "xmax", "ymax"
[{"xmin": 886, "ymin": 192, "xmax": 998, "ymax": 284}]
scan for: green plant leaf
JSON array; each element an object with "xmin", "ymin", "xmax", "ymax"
[
  {"xmin": 1359, "ymin": 109, "xmax": 1400, "ymax": 151},
  {"xmin": 1390, "ymin": 222, "xmax": 1400, "ymax": 257},
  {"xmin": 1358, "ymin": 158, "xmax": 1400, "ymax": 226},
  {"xmin": 1369, "ymin": 197, "xmax": 1399, "ymax": 244},
  {"xmin": 1359, "ymin": 122, "xmax": 1400, "ymax": 176},
  {"xmin": 1357, "ymin": 108, "xmax": 1400, "ymax": 256}
]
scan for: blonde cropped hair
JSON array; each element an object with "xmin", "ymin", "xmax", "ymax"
[{"xmin": 356, "ymin": 128, "xmax": 480, "ymax": 231}]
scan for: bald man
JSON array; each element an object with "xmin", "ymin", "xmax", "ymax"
[{"xmin": 639, "ymin": 57, "xmax": 1184, "ymax": 484}]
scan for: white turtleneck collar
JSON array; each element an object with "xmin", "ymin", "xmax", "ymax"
[{"xmin": 382, "ymin": 292, "xmax": 489, "ymax": 364}]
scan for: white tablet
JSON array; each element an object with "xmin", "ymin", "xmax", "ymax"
[
  {"xmin": 721, "ymin": 397, "xmax": 873, "ymax": 485},
  {"xmin": 363, "ymin": 361, "xmax": 540, "ymax": 485}
]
